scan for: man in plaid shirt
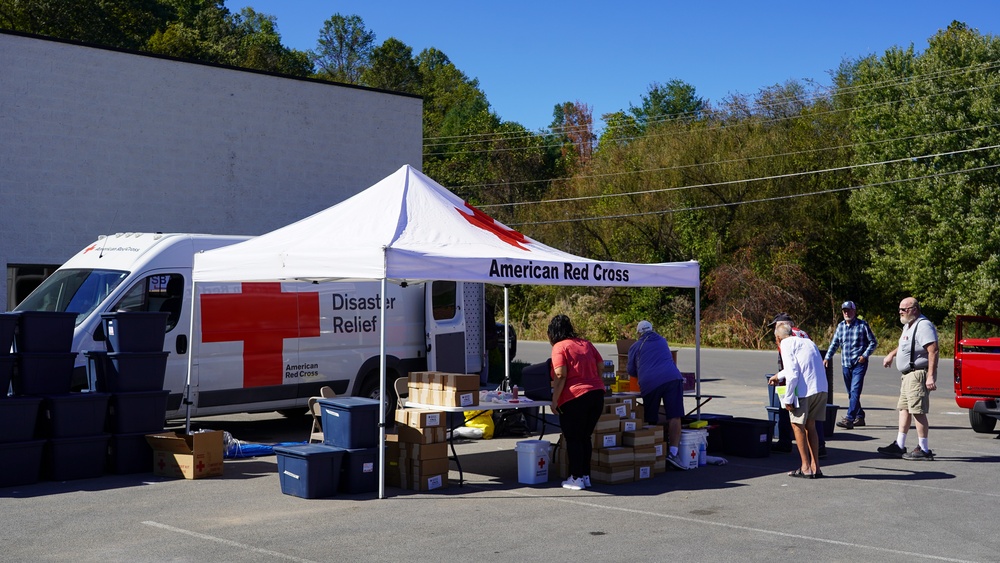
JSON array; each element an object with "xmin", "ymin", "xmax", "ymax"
[{"xmin": 823, "ymin": 301, "xmax": 878, "ymax": 429}]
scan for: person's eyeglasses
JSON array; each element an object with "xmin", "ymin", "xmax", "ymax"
[{"xmin": 899, "ymin": 306, "xmax": 915, "ymax": 312}]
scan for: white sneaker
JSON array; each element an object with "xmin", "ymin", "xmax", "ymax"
[
  {"xmin": 582, "ymin": 475, "xmax": 592, "ymax": 488},
  {"xmin": 666, "ymin": 453, "xmax": 690, "ymax": 470},
  {"xmin": 561, "ymin": 476, "xmax": 584, "ymax": 490}
]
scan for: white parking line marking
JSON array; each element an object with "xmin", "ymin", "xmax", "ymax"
[
  {"xmin": 498, "ymin": 490, "xmax": 979, "ymax": 562},
  {"xmin": 142, "ymin": 521, "xmax": 318, "ymax": 563}
]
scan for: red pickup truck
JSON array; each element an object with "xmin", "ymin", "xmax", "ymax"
[{"xmin": 954, "ymin": 315, "xmax": 1000, "ymax": 433}]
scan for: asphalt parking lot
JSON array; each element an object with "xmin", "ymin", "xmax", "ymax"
[{"xmin": 3, "ymin": 347, "xmax": 999, "ymax": 562}]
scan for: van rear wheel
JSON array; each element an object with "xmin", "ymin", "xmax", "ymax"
[
  {"xmin": 358, "ymin": 372, "xmax": 398, "ymax": 422},
  {"xmin": 969, "ymin": 410, "xmax": 998, "ymax": 433}
]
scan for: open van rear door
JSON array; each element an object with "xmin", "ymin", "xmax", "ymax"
[{"xmin": 425, "ymin": 281, "xmax": 483, "ymax": 374}]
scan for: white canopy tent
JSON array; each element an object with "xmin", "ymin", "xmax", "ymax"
[{"xmin": 190, "ymin": 164, "xmax": 700, "ymax": 498}]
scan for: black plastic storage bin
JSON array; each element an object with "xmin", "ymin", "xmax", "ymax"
[
  {"xmin": 41, "ymin": 393, "xmax": 111, "ymax": 438},
  {"xmin": 274, "ymin": 443, "xmax": 346, "ymax": 499},
  {"xmin": 101, "ymin": 312, "xmax": 168, "ymax": 353},
  {"xmin": 0, "ymin": 396, "xmax": 42, "ymax": 442},
  {"xmin": 45, "ymin": 434, "xmax": 110, "ymax": 481},
  {"xmin": 339, "ymin": 447, "xmax": 378, "ymax": 494},
  {"xmin": 318, "ymin": 397, "xmax": 379, "ymax": 449},
  {"xmin": 683, "ymin": 413, "xmax": 734, "ymax": 454},
  {"xmin": 0, "ymin": 313, "xmax": 17, "ymax": 355},
  {"xmin": 13, "ymin": 311, "xmax": 77, "ymax": 353},
  {"xmin": 718, "ymin": 417, "xmax": 773, "ymax": 458},
  {"xmin": 13, "ymin": 352, "xmax": 77, "ymax": 395},
  {"xmin": 106, "ymin": 390, "xmax": 168, "ymax": 434},
  {"xmin": 0, "ymin": 439, "xmax": 45, "ymax": 487},
  {"xmin": 0, "ymin": 355, "xmax": 15, "ymax": 394},
  {"xmin": 107, "ymin": 432, "xmax": 155, "ymax": 474},
  {"xmin": 86, "ymin": 351, "xmax": 169, "ymax": 393}
]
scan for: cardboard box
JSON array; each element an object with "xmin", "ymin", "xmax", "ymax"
[
  {"xmin": 632, "ymin": 445, "xmax": 656, "ymax": 464},
  {"xmin": 592, "ymin": 446, "xmax": 634, "ymax": 467},
  {"xmin": 408, "ymin": 371, "xmax": 444, "ymax": 389},
  {"xmin": 146, "ymin": 431, "xmax": 223, "ymax": 479},
  {"xmin": 592, "ymin": 465, "xmax": 633, "ymax": 485},
  {"xmin": 653, "ymin": 458, "xmax": 667, "ymax": 474},
  {"xmin": 653, "ymin": 441, "xmax": 666, "ymax": 460},
  {"xmin": 395, "ymin": 408, "xmax": 444, "ymax": 428},
  {"xmin": 605, "ymin": 402, "xmax": 631, "ymax": 418},
  {"xmin": 616, "ymin": 339, "xmax": 636, "ymax": 356},
  {"xmin": 594, "ymin": 413, "xmax": 622, "ymax": 433},
  {"xmin": 592, "ymin": 431, "xmax": 621, "ymax": 449},
  {"xmin": 409, "ymin": 387, "xmax": 478, "ymax": 408},
  {"xmin": 632, "ymin": 404, "xmax": 644, "ymax": 421},
  {"xmin": 634, "ymin": 465, "xmax": 654, "ymax": 480},
  {"xmin": 620, "ymin": 419, "xmax": 640, "ymax": 433},
  {"xmin": 442, "ymin": 373, "xmax": 479, "ymax": 392},
  {"xmin": 396, "ymin": 424, "xmax": 447, "ymax": 444},
  {"xmin": 403, "ymin": 456, "xmax": 450, "ymax": 476},
  {"xmin": 400, "ymin": 440, "xmax": 448, "ymax": 460},
  {"xmin": 404, "ymin": 472, "xmax": 449, "ymax": 491},
  {"xmin": 623, "ymin": 428, "xmax": 656, "ymax": 447},
  {"xmin": 644, "ymin": 425, "xmax": 665, "ymax": 442}
]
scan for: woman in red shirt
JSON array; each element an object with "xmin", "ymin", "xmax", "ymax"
[{"xmin": 548, "ymin": 314, "xmax": 605, "ymax": 490}]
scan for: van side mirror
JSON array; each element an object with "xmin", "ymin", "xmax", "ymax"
[{"xmin": 93, "ymin": 324, "xmax": 106, "ymax": 342}]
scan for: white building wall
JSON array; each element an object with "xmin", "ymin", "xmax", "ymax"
[{"xmin": 0, "ymin": 31, "xmax": 423, "ymax": 310}]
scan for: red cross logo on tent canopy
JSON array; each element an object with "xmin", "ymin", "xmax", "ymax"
[
  {"xmin": 456, "ymin": 201, "xmax": 530, "ymax": 251},
  {"xmin": 201, "ymin": 283, "xmax": 320, "ymax": 388}
]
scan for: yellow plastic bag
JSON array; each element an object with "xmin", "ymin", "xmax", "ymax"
[{"xmin": 464, "ymin": 410, "xmax": 494, "ymax": 440}]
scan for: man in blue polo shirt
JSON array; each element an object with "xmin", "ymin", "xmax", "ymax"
[
  {"xmin": 627, "ymin": 320, "xmax": 687, "ymax": 470},
  {"xmin": 824, "ymin": 301, "xmax": 878, "ymax": 430}
]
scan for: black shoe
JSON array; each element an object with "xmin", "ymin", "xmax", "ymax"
[
  {"xmin": 771, "ymin": 442, "xmax": 793, "ymax": 453},
  {"xmin": 902, "ymin": 446, "xmax": 935, "ymax": 461},
  {"xmin": 853, "ymin": 417, "xmax": 865, "ymax": 427},
  {"xmin": 877, "ymin": 441, "xmax": 906, "ymax": 458},
  {"xmin": 835, "ymin": 417, "xmax": 854, "ymax": 430}
]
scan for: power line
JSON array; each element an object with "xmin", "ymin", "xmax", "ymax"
[
  {"xmin": 472, "ymin": 122, "xmax": 1000, "ymax": 204},
  {"xmin": 511, "ymin": 163, "xmax": 1000, "ymax": 227}
]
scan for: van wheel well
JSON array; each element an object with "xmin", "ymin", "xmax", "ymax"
[
  {"xmin": 358, "ymin": 369, "xmax": 399, "ymax": 420},
  {"xmin": 969, "ymin": 409, "xmax": 998, "ymax": 433}
]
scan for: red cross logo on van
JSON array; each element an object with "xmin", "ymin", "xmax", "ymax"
[{"xmin": 200, "ymin": 283, "xmax": 320, "ymax": 388}]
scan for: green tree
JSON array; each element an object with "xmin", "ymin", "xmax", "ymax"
[
  {"xmin": 629, "ymin": 79, "xmax": 705, "ymax": 130},
  {"xmin": 0, "ymin": 0, "xmax": 170, "ymax": 49},
  {"xmin": 843, "ymin": 21, "xmax": 1000, "ymax": 318},
  {"xmin": 312, "ymin": 13, "xmax": 374, "ymax": 84},
  {"xmin": 361, "ymin": 37, "xmax": 420, "ymax": 93}
]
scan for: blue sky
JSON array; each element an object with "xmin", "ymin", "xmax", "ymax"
[{"xmin": 227, "ymin": 1, "xmax": 999, "ymax": 133}]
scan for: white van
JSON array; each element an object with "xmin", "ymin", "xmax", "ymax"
[{"xmin": 14, "ymin": 233, "xmax": 501, "ymax": 420}]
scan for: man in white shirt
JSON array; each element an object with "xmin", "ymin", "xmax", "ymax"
[{"xmin": 772, "ymin": 322, "xmax": 829, "ymax": 478}]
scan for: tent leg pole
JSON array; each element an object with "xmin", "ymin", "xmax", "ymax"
[
  {"xmin": 503, "ymin": 285, "xmax": 510, "ymax": 392},
  {"xmin": 378, "ymin": 276, "xmax": 387, "ymax": 500},
  {"xmin": 695, "ymin": 284, "xmax": 702, "ymax": 419}
]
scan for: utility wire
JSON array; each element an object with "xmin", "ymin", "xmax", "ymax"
[
  {"xmin": 511, "ymin": 163, "xmax": 1000, "ymax": 227},
  {"xmin": 471, "ymin": 121, "xmax": 1000, "ymax": 204}
]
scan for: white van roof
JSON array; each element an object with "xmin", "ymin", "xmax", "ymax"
[{"xmin": 61, "ymin": 233, "xmax": 251, "ymax": 272}]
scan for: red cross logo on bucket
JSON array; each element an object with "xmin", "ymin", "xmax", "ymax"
[
  {"xmin": 537, "ymin": 457, "xmax": 546, "ymax": 469},
  {"xmin": 201, "ymin": 283, "xmax": 320, "ymax": 388}
]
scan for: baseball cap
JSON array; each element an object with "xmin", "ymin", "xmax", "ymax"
[
  {"xmin": 768, "ymin": 312, "xmax": 793, "ymax": 327},
  {"xmin": 841, "ymin": 301, "xmax": 857, "ymax": 310},
  {"xmin": 637, "ymin": 320, "xmax": 653, "ymax": 334}
]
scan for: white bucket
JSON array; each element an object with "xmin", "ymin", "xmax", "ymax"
[
  {"xmin": 679, "ymin": 430, "xmax": 703, "ymax": 469},
  {"xmin": 514, "ymin": 440, "xmax": 551, "ymax": 484}
]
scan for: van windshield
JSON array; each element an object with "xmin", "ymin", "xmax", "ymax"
[{"xmin": 14, "ymin": 269, "xmax": 128, "ymax": 325}]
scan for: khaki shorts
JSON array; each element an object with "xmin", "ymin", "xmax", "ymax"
[
  {"xmin": 789, "ymin": 392, "xmax": 827, "ymax": 425},
  {"xmin": 897, "ymin": 369, "xmax": 930, "ymax": 414}
]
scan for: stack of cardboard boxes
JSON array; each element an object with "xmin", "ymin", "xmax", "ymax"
[
  {"xmin": 556, "ymin": 395, "xmax": 667, "ymax": 484},
  {"xmin": 407, "ymin": 372, "xmax": 480, "ymax": 409},
  {"xmin": 384, "ymin": 370, "xmax": 483, "ymax": 492},
  {"xmin": 388, "ymin": 407, "xmax": 449, "ymax": 491}
]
